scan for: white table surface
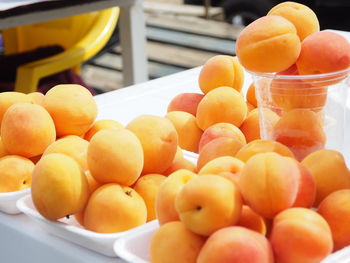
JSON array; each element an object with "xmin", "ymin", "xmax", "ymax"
[
  {"xmin": 0, "ymin": 31, "xmax": 350, "ymax": 263},
  {"xmin": 0, "ymin": 0, "xmax": 148, "ymax": 87}
]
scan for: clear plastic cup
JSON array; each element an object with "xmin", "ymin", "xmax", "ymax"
[{"xmin": 250, "ymin": 68, "xmax": 350, "ymax": 161}]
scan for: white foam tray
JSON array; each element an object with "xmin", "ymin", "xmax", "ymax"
[
  {"xmin": 16, "ymin": 194, "xmax": 159, "ymax": 257},
  {"xmin": 114, "ymin": 221, "xmax": 350, "ymax": 263},
  {"xmin": 0, "ymin": 188, "xmax": 30, "ymax": 214}
]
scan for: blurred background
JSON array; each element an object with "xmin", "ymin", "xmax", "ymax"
[{"xmin": 1, "ymin": 0, "xmax": 350, "ymax": 94}]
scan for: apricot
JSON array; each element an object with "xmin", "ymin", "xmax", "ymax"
[
  {"xmin": 301, "ymin": 149, "xmax": 350, "ymax": 206},
  {"xmin": 246, "ymin": 82, "xmax": 257, "ymax": 107},
  {"xmin": 318, "ymin": 190, "xmax": 350, "ymax": 251},
  {"xmin": 74, "ymin": 171, "xmax": 102, "ymax": 225},
  {"xmin": 239, "ymin": 152, "xmax": 300, "ymax": 219},
  {"xmin": 240, "ymin": 108, "xmax": 279, "ymax": 143},
  {"xmin": 0, "ymin": 137, "xmax": 8, "ymax": 158},
  {"xmin": 127, "ymin": 115, "xmax": 178, "ymax": 174},
  {"xmin": 83, "ymin": 184, "xmax": 147, "ymax": 233},
  {"xmin": 198, "ymin": 55, "xmax": 244, "ymax": 94},
  {"xmin": 197, "ymin": 226, "xmax": 273, "ymax": 263},
  {"xmin": 167, "ymin": 93, "xmax": 204, "ymax": 116},
  {"xmin": 197, "ymin": 137, "xmax": 244, "ymax": 171},
  {"xmin": 235, "ymin": 139, "xmax": 295, "ymax": 162},
  {"xmin": 1, "ymin": 103, "xmax": 56, "ymax": 158},
  {"xmin": 291, "ymin": 161, "xmax": 316, "ymax": 208},
  {"xmin": 0, "ymin": 92, "xmax": 31, "ymax": 127},
  {"xmin": 43, "ymin": 136, "xmax": 89, "ymax": 171},
  {"xmin": 133, "ymin": 174, "xmax": 166, "ymax": 221},
  {"xmin": 32, "ymin": 153, "xmax": 88, "ymax": 220},
  {"xmin": 272, "ymin": 109, "xmax": 326, "ymax": 160},
  {"xmin": 196, "ymin": 87, "xmax": 247, "ymax": 131},
  {"xmin": 236, "ymin": 15, "xmax": 301, "ymax": 73},
  {"xmin": 84, "ymin": 120, "xmax": 123, "ymax": 141},
  {"xmin": 198, "ymin": 156, "xmax": 245, "ymax": 185},
  {"xmin": 270, "ymin": 64, "xmax": 327, "ymax": 110},
  {"xmin": 296, "ymin": 31, "xmax": 350, "ymax": 76},
  {"xmin": 156, "ymin": 169, "xmax": 196, "ymax": 225},
  {"xmin": 246, "ymin": 102, "xmax": 255, "ymax": 113},
  {"xmin": 162, "ymin": 157, "xmax": 196, "ymax": 176},
  {"xmin": 198, "ymin": 122, "xmax": 246, "ymax": 152},
  {"xmin": 270, "ymin": 208, "xmax": 333, "ymax": 263},
  {"xmin": 175, "ymin": 174, "xmax": 242, "ymax": 236},
  {"xmin": 237, "ymin": 205, "xmax": 267, "ymax": 235},
  {"xmin": 43, "ymin": 84, "xmax": 97, "ymax": 137},
  {"xmin": 150, "ymin": 221, "xmax": 206, "ymax": 263},
  {"xmin": 27, "ymin": 92, "xmax": 44, "ymax": 106},
  {"xmin": 267, "ymin": 2, "xmax": 319, "ymax": 41},
  {"xmin": 165, "ymin": 111, "xmax": 203, "ymax": 153},
  {"xmin": 87, "ymin": 129, "xmax": 143, "ymax": 186},
  {"xmin": 0, "ymin": 156, "xmax": 34, "ymax": 193}
]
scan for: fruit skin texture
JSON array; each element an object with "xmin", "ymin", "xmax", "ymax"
[
  {"xmin": 175, "ymin": 174, "xmax": 242, "ymax": 236},
  {"xmin": 198, "ymin": 122, "xmax": 246, "ymax": 153},
  {"xmin": 87, "ymin": 128, "xmax": 143, "ymax": 186},
  {"xmin": 196, "ymin": 86, "xmax": 248, "ymax": 131},
  {"xmin": 167, "ymin": 93, "xmax": 204, "ymax": 116},
  {"xmin": 83, "ymin": 184, "xmax": 147, "ymax": 233},
  {"xmin": 27, "ymin": 92, "xmax": 45, "ymax": 105},
  {"xmin": 239, "ymin": 152, "xmax": 300, "ymax": 219},
  {"xmin": 150, "ymin": 221, "xmax": 206, "ymax": 263},
  {"xmin": 236, "ymin": 205, "xmax": 267, "ymax": 235},
  {"xmin": 272, "ymin": 109, "xmax": 326, "ymax": 161},
  {"xmin": 165, "ymin": 111, "xmax": 203, "ymax": 153},
  {"xmin": 0, "ymin": 92, "xmax": 31, "ymax": 127},
  {"xmin": 43, "ymin": 135, "xmax": 89, "ymax": 171},
  {"xmin": 84, "ymin": 120, "xmax": 123, "ymax": 141},
  {"xmin": 236, "ymin": 15, "xmax": 301, "ymax": 73},
  {"xmin": 127, "ymin": 115, "xmax": 178, "ymax": 174},
  {"xmin": 0, "ymin": 155, "xmax": 34, "ymax": 193},
  {"xmin": 296, "ymin": 31, "xmax": 350, "ymax": 75},
  {"xmin": 43, "ymin": 84, "xmax": 98, "ymax": 137},
  {"xmin": 1, "ymin": 103, "xmax": 56, "ymax": 158},
  {"xmin": 198, "ymin": 55, "xmax": 244, "ymax": 94},
  {"xmin": 0, "ymin": 137, "xmax": 8, "ymax": 158},
  {"xmin": 156, "ymin": 169, "xmax": 196, "ymax": 225},
  {"xmin": 301, "ymin": 149, "xmax": 350, "ymax": 206},
  {"xmin": 197, "ymin": 226, "xmax": 274, "ymax": 263},
  {"xmin": 246, "ymin": 82, "xmax": 257, "ymax": 107},
  {"xmin": 133, "ymin": 174, "xmax": 166, "ymax": 222},
  {"xmin": 318, "ymin": 189, "xmax": 350, "ymax": 251},
  {"xmin": 267, "ymin": 1, "xmax": 319, "ymax": 41},
  {"xmin": 197, "ymin": 137, "xmax": 244, "ymax": 171},
  {"xmin": 31, "ymin": 153, "xmax": 89, "ymax": 221},
  {"xmin": 235, "ymin": 139, "xmax": 295, "ymax": 163},
  {"xmin": 270, "ymin": 208, "xmax": 333, "ymax": 263}
]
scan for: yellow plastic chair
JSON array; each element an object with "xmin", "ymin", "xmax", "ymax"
[{"xmin": 2, "ymin": 7, "xmax": 120, "ymax": 93}]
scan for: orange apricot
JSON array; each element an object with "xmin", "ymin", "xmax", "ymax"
[
  {"xmin": 239, "ymin": 152, "xmax": 300, "ymax": 219},
  {"xmin": 237, "ymin": 205, "xmax": 267, "ymax": 235},
  {"xmin": 165, "ymin": 111, "xmax": 203, "ymax": 153},
  {"xmin": 236, "ymin": 15, "xmax": 301, "ymax": 73},
  {"xmin": 270, "ymin": 208, "xmax": 333, "ymax": 263},
  {"xmin": 196, "ymin": 87, "xmax": 248, "ymax": 131},
  {"xmin": 84, "ymin": 120, "xmax": 123, "ymax": 141},
  {"xmin": 235, "ymin": 139, "xmax": 295, "ymax": 162},
  {"xmin": 272, "ymin": 109, "xmax": 326, "ymax": 160},
  {"xmin": 167, "ymin": 93, "xmax": 204, "ymax": 116},
  {"xmin": 199, "ymin": 55, "xmax": 244, "ymax": 94},
  {"xmin": 0, "ymin": 92, "xmax": 31, "ymax": 127},
  {"xmin": 127, "ymin": 115, "xmax": 178, "ymax": 174},
  {"xmin": 267, "ymin": 2, "xmax": 319, "ymax": 41},
  {"xmin": 1, "ymin": 103, "xmax": 56, "ymax": 158}
]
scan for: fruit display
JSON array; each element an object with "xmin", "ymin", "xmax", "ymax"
[{"xmin": 0, "ymin": 1, "xmax": 350, "ymax": 261}]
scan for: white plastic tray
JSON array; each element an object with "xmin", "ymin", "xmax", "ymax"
[
  {"xmin": 15, "ymin": 150, "xmax": 197, "ymax": 257},
  {"xmin": 113, "ymin": 221, "xmax": 350, "ymax": 263},
  {"xmin": 16, "ymin": 194, "xmax": 159, "ymax": 257},
  {"xmin": 0, "ymin": 188, "xmax": 30, "ymax": 214}
]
